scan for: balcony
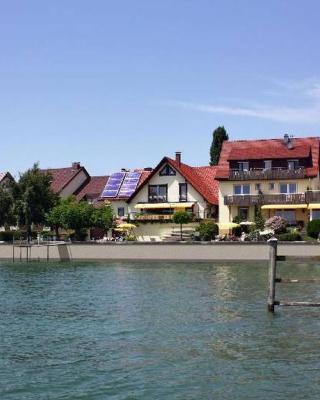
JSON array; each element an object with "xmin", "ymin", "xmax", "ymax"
[
  {"xmin": 135, "ymin": 214, "xmax": 173, "ymax": 221},
  {"xmin": 305, "ymin": 190, "xmax": 320, "ymax": 203},
  {"xmin": 224, "ymin": 193, "xmax": 306, "ymax": 206},
  {"xmin": 229, "ymin": 167, "xmax": 306, "ymax": 181}
]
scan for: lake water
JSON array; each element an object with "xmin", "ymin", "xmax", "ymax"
[{"xmin": 1, "ymin": 261, "xmax": 320, "ymax": 399}]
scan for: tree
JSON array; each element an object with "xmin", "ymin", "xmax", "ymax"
[
  {"xmin": 254, "ymin": 207, "xmax": 265, "ymax": 231},
  {"xmin": 90, "ymin": 204, "xmax": 114, "ymax": 232},
  {"xmin": 172, "ymin": 211, "xmax": 192, "ymax": 240},
  {"xmin": 46, "ymin": 197, "xmax": 73, "ymax": 238},
  {"xmin": 210, "ymin": 126, "xmax": 229, "ymax": 166},
  {"xmin": 13, "ymin": 164, "xmax": 58, "ymax": 239},
  {"xmin": 58, "ymin": 199, "xmax": 93, "ymax": 240},
  {"xmin": 0, "ymin": 182, "xmax": 15, "ymax": 229}
]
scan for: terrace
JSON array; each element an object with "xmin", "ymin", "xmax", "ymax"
[{"xmin": 229, "ymin": 167, "xmax": 306, "ymax": 181}]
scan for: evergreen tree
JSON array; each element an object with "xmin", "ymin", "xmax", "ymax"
[
  {"xmin": 254, "ymin": 207, "xmax": 265, "ymax": 231},
  {"xmin": 210, "ymin": 126, "xmax": 229, "ymax": 166}
]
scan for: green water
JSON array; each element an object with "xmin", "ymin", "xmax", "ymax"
[{"xmin": 1, "ymin": 261, "xmax": 320, "ymax": 399}]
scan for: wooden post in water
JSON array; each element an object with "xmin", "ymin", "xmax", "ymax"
[{"xmin": 267, "ymin": 238, "xmax": 278, "ymax": 312}]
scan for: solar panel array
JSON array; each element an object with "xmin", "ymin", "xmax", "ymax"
[
  {"xmin": 118, "ymin": 172, "xmax": 141, "ymax": 197},
  {"xmin": 101, "ymin": 172, "xmax": 126, "ymax": 198},
  {"xmin": 101, "ymin": 171, "xmax": 141, "ymax": 198}
]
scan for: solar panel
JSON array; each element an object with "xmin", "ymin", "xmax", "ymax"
[
  {"xmin": 118, "ymin": 172, "xmax": 141, "ymax": 197},
  {"xmin": 101, "ymin": 172, "xmax": 126, "ymax": 198}
]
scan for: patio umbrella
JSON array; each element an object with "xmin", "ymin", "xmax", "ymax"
[
  {"xmin": 117, "ymin": 223, "xmax": 137, "ymax": 229},
  {"xmin": 218, "ymin": 222, "xmax": 240, "ymax": 230}
]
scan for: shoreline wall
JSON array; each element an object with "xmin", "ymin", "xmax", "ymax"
[{"xmin": 0, "ymin": 242, "xmax": 319, "ymax": 262}]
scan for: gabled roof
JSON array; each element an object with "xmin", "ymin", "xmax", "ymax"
[
  {"xmin": 75, "ymin": 175, "xmax": 109, "ymax": 202},
  {"xmin": 216, "ymin": 137, "xmax": 320, "ymax": 179},
  {"xmin": 40, "ymin": 163, "xmax": 90, "ymax": 194},
  {"xmin": 0, "ymin": 172, "xmax": 14, "ymax": 184},
  {"xmin": 127, "ymin": 157, "xmax": 219, "ymax": 205}
]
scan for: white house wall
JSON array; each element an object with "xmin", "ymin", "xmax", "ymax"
[
  {"xmin": 128, "ymin": 165, "xmax": 209, "ymax": 218},
  {"xmin": 60, "ymin": 170, "xmax": 89, "ymax": 198}
]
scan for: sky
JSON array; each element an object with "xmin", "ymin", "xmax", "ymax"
[{"xmin": 1, "ymin": 0, "xmax": 320, "ymax": 177}]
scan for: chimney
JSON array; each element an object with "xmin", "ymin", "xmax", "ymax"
[
  {"xmin": 175, "ymin": 151, "xmax": 182, "ymax": 166},
  {"xmin": 283, "ymin": 134, "xmax": 289, "ymax": 144},
  {"xmin": 72, "ymin": 162, "xmax": 81, "ymax": 170}
]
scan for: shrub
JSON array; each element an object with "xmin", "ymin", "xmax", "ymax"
[
  {"xmin": 0, "ymin": 230, "xmax": 39, "ymax": 242},
  {"xmin": 277, "ymin": 232, "xmax": 302, "ymax": 241},
  {"xmin": 196, "ymin": 221, "xmax": 218, "ymax": 241},
  {"xmin": 0, "ymin": 231, "xmax": 21, "ymax": 242},
  {"xmin": 265, "ymin": 216, "xmax": 287, "ymax": 233},
  {"xmin": 307, "ymin": 219, "xmax": 320, "ymax": 239},
  {"xmin": 126, "ymin": 234, "xmax": 137, "ymax": 241}
]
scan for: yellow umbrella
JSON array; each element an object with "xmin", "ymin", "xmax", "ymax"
[
  {"xmin": 218, "ymin": 222, "xmax": 240, "ymax": 230},
  {"xmin": 114, "ymin": 227, "xmax": 127, "ymax": 232},
  {"xmin": 117, "ymin": 223, "xmax": 137, "ymax": 229}
]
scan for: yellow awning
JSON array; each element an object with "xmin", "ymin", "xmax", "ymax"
[
  {"xmin": 308, "ymin": 203, "xmax": 320, "ymax": 209},
  {"xmin": 134, "ymin": 202, "xmax": 195, "ymax": 210},
  {"xmin": 261, "ymin": 204, "xmax": 307, "ymax": 210}
]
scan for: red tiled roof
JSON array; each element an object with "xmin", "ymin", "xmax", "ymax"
[
  {"xmin": 75, "ymin": 175, "xmax": 109, "ymax": 201},
  {"xmin": 216, "ymin": 137, "xmax": 320, "ymax": 179},
  {"xmin": 40, "ymin": 165, "xmax": 90, "ymax": 193},
  {"xmin": 128, "ymin": 158, "xmax": 219, "ymax": 205}
]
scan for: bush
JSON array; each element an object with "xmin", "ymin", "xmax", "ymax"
[
  {"xmin": 265, "ymin": 216, "xmax": 287, "ymax": 233},
  {"xmin": 126, "ymin": 234, "xmax": 137, "ymax": 241},
  {"xmin": 0, "ymin": 230, "xmax": 39, "ymax": 242},
  {"xmin": 307, "ymin": 219, "xmax": 320, "ymax": 239},
  {"xmin": 196, "ymin": 221, "xmax": 218, "ymax": 241},
  {"xmin": 0, "ymin": 231, "xmax": 21, "ymax": 242},
  {"xmin": 277, "ymin": 232, "xmax": 302, "ymax": 241}
]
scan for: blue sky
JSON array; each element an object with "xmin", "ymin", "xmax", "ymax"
[{"xmin": 1, "ymin": 0, "xmax": 320, "ymax": 177}]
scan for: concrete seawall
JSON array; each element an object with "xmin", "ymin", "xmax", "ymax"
[{"xmin": 1, "ymin": 242, "xmax": 320, "ymax": 262}]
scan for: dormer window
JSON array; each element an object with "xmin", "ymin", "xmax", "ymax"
[
  {"xmin": 288, "ymin": 160, "xmax": 299, "ymax": 170},
  {"xmin": 159, "ymin": 165, "xmax": 176, "ymax": 176},
  {"xmin": 238, "ymin": 162, "xmax": 249, "ymax": 171},
  {"xmin": 264, "ymin": 160, "xmax": 272, "ymax": 170}
]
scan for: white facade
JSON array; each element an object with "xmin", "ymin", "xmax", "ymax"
[
  {"xmin": 60, "ymin": 170, "xmax": 89, "ymax": 198},
  {"xmin": 128, "ymin": 163, "xmax": 212, "ymax": 219}
]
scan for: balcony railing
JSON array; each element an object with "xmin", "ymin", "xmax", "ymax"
[
  {"xmin": 229, "ymin": 167, "xmax": 306, "ymax": 181},
  {"xmin": 135, "ymin": 214, "xmax": 173, "ymax": 221},
  {"xmin": 148, "ymin": 195, "xmax": 168, "ymax": 203},
  {"xmin": 224, "ymin": 193, "xmax": 306, "ymax": 206},
  {"xmin": 305, "ymin": 190, "xmax": 320, "ymax": 203}
]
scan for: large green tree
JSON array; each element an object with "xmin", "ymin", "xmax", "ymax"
[
  {"xmin": 46, "ymin": 197, "xmax": 114, "ymax": 240},
  {"xmin": 209, "ymin": 126, "xmax": 229, "ymax": 166},
  {"xmin": 13, "ymin": 163, "xmax": 58, "ymax": 238}
]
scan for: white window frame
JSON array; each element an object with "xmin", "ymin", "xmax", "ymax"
[
  {"xmin": 311, "ymin": 210, "xmax": 320, "ymax": 221},
  {"xmin": 288, "ymin": 159, "xmax": 299, "ymax": 170},
  {"xmin": 238, "ymin": 161, "xmax": 249, "ymax": 171},
  {"xmin": 279, "ymin": 182, "xmax": 297, "ymax": 194},
  {"xmin": 234, "ymin": 184, "xmax": 251, "ymax": 195},
  {"xmin": 264, "ymin": 160, "xmax": 272, "ymax": 170}
]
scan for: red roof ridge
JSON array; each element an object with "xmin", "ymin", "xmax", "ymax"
[{"xmin": 227, "ymin": 136, "xmax": 320, "ymax": 143}]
